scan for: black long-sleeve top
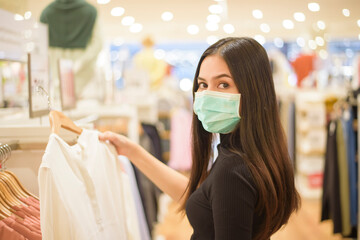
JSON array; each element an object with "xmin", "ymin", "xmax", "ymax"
[{"xmin": 186, "ymin": 139, "xmax": 265, "ymax": 239}]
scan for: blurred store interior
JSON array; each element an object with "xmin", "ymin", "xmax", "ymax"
[{"xmin": 0, "ymin": 0, "xmax": 360, "ymax": 239}]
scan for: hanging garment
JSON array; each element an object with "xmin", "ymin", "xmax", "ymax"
[
  {"xmin": 168, "ymin": 108, "xmax": 192, "ymax": 171},
  {"xmin": 135, "ymin": 133, "xmax": 162, "ymax": 234},
  {"xmin": 336, "ymin": 119, "xmax": 352, "ymax": 236},
  {"xmin": 141, "ymin": 123, "xmax": 164, "ymax": 163},
  {"xmin": 321, "ymin": 120, "xmax": 342, "ymax": 233},
  {"xmin": 291, "ymin": 53, "xmax": 316, "ymax": 87},
  {"xmin": 0, "ymin": 172, "xmax": 41, "ymax": 240},
  {"xmin": 0, "ymin": 221, "xmax": 26, "ymax": 240},
  {"xmin": 39, "ymin": 129, "xmax": 141, "ymax": 240},
  {"xmin": 118, "ymin": 156, "xmax": 151, "ymax": 240},
  {"xmin": 343, "ymin": 109, "xmax": 358, "ymax": 227},
  {"xmin": 2, "ymin": 216, "xmax": 41, "ymax": 240}
]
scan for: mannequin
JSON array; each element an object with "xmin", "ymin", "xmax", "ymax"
[
  {"xmin": 40, "ymin": 0, "xmax": 103, "ymax": 102},
  {"xmin": 133, "ymin": 36, "xmax": 167, "ymax": 90}
]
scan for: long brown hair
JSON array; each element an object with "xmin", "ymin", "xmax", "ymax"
[{"xmin": 181, "ymin": 37, "xmax": 300, "ymax": 240}]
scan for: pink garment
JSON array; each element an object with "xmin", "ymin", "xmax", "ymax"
[
  {"xmin": 168, "ymin": 108, "xmax": 193, "ymax": 171},
  {"xmin": 11, "ymin": 210, "xmax": 41, "ymax": 234},
  {"xmin": 14, "ymin": 205, "xmax": 39, "ymax": 219},
  {"xmin": 3, "ymin": 216, "xmax": 41, "ymax": 240},
  {"xmin": 13, "ymin": 209, "xmax": 40, "ymax": 225},
  {"xmin": 10, "ymin": 215, "xmax": 41, "ymax": 235},
  {"xmin": 20, "ymin": 197, "xmax": 40, "ymax": 211},
  {"xmin": 0, "ymin": 221, "xmax": 26, "ymax": 240},
  {"xmin": 12, "ymin": 206, "xmax": 40, "ymax": 229}
]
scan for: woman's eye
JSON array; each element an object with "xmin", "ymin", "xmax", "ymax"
[
  {"xmin": 219, "ymin": 83, "xmax": 229, "ymax": 89},
  {"xmin": 198, "ymin": 82, "xmax": 207, "ymax": 88}
]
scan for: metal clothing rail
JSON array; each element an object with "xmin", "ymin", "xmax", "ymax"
[{"xmin": 0, "ymin": 142, "xmax": 14, "ymax": 170}]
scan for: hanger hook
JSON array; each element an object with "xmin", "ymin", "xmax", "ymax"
[
  {"xmin": 36, "ymin": 85, "xmax": 52, "ymax": 111},
  {"xmin": 0, "ymin": 146, "xmax": 5, "ymax": 171}
]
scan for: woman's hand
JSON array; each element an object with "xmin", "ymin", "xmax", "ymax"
[{"xmin": 98, "ymin": 131, "xmax": 138, "ymax": 158}]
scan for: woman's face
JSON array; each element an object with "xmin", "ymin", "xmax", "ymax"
[{"xmin": 196, "ymin": 55, "xmax": 239, "ymax": 94}]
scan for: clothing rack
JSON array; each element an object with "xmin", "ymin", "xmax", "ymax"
[{"xmin": 0, "ymin": 143, "xmax": 12, "ymax": 170}]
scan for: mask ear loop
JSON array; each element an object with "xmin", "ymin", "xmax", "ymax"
[{"xmin": 238, "ymin": 94, "xmax": 242, "ymax": 118}]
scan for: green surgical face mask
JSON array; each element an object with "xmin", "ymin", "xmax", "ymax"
[{"xmin": 193, "ymin": 90, "xmax": 241, "ymax": 134}]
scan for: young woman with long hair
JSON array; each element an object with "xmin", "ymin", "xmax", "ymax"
[{"xmin": 99, "ymin": 37, "xmax": 300, "ymax": 240}]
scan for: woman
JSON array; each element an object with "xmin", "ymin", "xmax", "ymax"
[{"xmin": 99, "ymin": 37, "xmax": 300, "ymax": 240}]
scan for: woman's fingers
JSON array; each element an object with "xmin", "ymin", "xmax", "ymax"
[
  {"xmin": 99, "ymin": 131, "xmax": 128, "ymax": 155},
  {"xmin": 99, "ymin": 131, "xmax": 117, "ymax": 143}
]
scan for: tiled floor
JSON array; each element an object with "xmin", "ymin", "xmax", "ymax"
[{"xmin": 153, "ymin": 195, "xmax": 344, "ymax": 240}]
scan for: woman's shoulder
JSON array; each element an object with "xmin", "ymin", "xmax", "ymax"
[
  {"xmin": 215, "ymin": 145, "xmax": 249, "ymax": 171},
  {"xmin": 207, "ymin": 145, "xmax": 258, "ymax": 203},
  {"xmin": 211, "ymin": 145, "xmax": 256, "ymax": 192}
]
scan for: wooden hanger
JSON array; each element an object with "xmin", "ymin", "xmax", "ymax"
[
  {"xmin": 0, "ymin": 179, "xmax": 22, "ymax": 207},
  {"xmin": 0, "ymin": 173, "xmax": 27, "ymax": 199},
  {"xmin": 3, "ymin": 171, "xmax": 38, "ymax": 200},
  {"xmin": 49, "ymin": 110, "xmax": 83, "ymax": 135},
  {"xmin": 0, "ymin": 193, "xmax": 12, "ymax": 219}
]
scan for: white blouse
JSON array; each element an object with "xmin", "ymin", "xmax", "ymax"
[{"xmin": 39, "ymin": 129, "xmax": 141, "ymax": 240}]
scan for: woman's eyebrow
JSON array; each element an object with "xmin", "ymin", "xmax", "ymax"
[
  {"xmin": 197, "ymin": 74, "xmax": 232, "ymax": 81},
  {"xmin": 213, "ymin": 73, "xmax": 232, "ymax": 79}
]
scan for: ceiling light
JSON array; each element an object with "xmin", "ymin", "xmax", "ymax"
[
  {"xmin": 206, "ymin": 22, "xmax": 219, "ymax": 31},
  {"xmin": 319, "ymin": 50, "xmax": 328, "ymax": 59},
  {"xmin": 161, "ymin": 11, "xmax": 173, "ymax": 21},
  {"xmin": 26, "ymin": 42, "xmax": 35, "ymax": 52},
  {"xmin": 129, "ymin": 23, "xmax": 143, "ymax": 33},
  {"xmin": 207, "ymin": 14, "xmax": 221, "ymax": 23},
  {"xmin": 179, "ymin": 78, "xmax": 193, "ymax": 92},
  {"xmin": 223, "ymin": 24, "xmax": 235, "ymax": 34},
  {"xmin": 207, "ymin": 35, "xmax": 219, "ymax": 45},
  {"xmin": 252, "ymin": 9, "xmax": 263, "ymax": 19},
  {"xmin": 293, "ymin": 12, "xmax": 305, "ymax": 22},
  {"xmin": 187, "ymin": 25, "xmax": 199, "ymax": 35},
  {"xmin": 260, "ymin": 23, "xmax": 270, "ymax": 33},
  {"xmin": 97, "ymin": 0, "xmax": 110, "ymax": 4},
  {"xmin": 274, "ymin": 38, "xmax": 284, "ymax": 48},
  {"xmin": 111, "ymin": 7, "xmax": 125, "ymax": 17},
  {"xmin": 315, "ymin": 36, "xmax": 324, "ymax": 46},
  {"xmin": 308, "ymin": 40, "xmax": 317, "ymax": 50},
  {"xmin": 113, "ymin": 38, "xmax": 124, "ymax": 46},
  {"xmin": 254, "ymin": 35, "xmax": 266, "ymax": 45},
  {"xmin": 209, "ymin": 4, "xmax": 223, "ymax": 14},
  {"xmin": 282, "ymin": 20, "xmax": 294, "ymax": 29},
  {"xmin": 308, "ymin": 3, "xmax": 320, "ymax": 12},
  {"xmin": 154, "ymin": 49, "xmax": 166, "ymax": 60},
  {"xmin": 122, "ymin": 16, "xmax": 135, "ymax": 26},
  {"xmin": 24, "ymin": 11, "xmax": 32, "ymax": 20},
  {"xmin": 359, "ymin": 34, "xmax": 360, "ymax": 40},
  {"xmin": 296, "ymin": 37, "xmax": 305, "ymax": 47},
  {"xmin": 342, "ymin": 9, "xmax": 350, "ymax": 17},
  {"xmin": 317, "ymin": 20, "xmax": 326, "ymax": 30},
  {"xmin": 357, "ymin": 19, "xmax": 360, "ymax": 27},
  {"xmin": 14, "ymin": 14, "xmax": 24, "ymax": 21}
]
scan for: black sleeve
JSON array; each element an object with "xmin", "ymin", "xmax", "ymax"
[{"xmin": 211, "ymin": 163, "xmax": 257, "ymax": 240}]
